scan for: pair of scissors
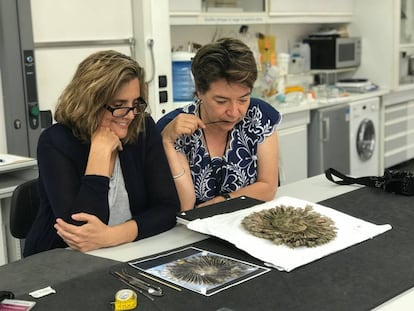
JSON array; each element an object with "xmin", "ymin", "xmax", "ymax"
[{"xmin": 111, "ymin": 269, "xmax": 163, "ymax": 301}]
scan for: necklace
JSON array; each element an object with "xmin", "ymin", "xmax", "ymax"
[
  {"xmin": 201, "ymin": 128, "xmax": 231, "ymax": 196},
  {"xmin": 198, "ymin": 101, "xmax": 231, "ymax": 195},
  {"xmin": 201, "ymin": 129, "xmax": 230, "ymax": 158},
  {"xmin": 199, "ymin": 104, "xmax": 230, "ymax": 158}
]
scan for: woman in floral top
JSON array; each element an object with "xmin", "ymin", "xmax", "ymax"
[{"xmin": 157, "ymin": 38, "xmax": 281, "ymax": 211}]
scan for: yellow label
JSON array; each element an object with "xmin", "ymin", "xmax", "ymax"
[{"xmin": 114, "ymin": 289, "xmax": 137, "ymax": 311}]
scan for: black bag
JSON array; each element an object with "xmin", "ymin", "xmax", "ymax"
[{"xmin": 325, "ymin": 168, "xmax": 414, "ymax": 196}]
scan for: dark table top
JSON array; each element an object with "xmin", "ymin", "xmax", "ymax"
[{"xmin": 1, "ymin": 186, "xmax": 413, "ymax": 311}]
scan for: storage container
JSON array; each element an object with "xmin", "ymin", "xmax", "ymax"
[{"xmin": 172, "ymin": 51, "xmax": 196, "ymax": 102}]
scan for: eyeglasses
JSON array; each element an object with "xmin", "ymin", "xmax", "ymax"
[{"xmin": 105, "ymin": 97, "xmax": 147, "ymax": 118}]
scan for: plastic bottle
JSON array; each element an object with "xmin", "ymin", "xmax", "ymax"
[
  {"xmin": 300, "ymin": 42, "xmax": 311, "ymax": 72},
  {"xmin": 277, "ymin": 53, "xmax": 290, "ymax": 76}
]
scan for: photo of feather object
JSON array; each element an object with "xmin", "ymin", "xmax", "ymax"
[
  {"xmin": 164, "ymin": 254, "xmax": 250, "ymax": 285},
  {"xmin": 129, "ymin": 247, "xmax": 270, "ymax": 296},
  {"xmin": 241, "ymin": 205, "xmax": 337, "ymax": 248}
]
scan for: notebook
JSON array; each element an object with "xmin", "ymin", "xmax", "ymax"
[{"xmin": 177, "ymin": 196, "xmax": 264, "ymax": 225}]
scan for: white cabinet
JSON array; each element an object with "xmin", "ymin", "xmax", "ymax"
[
  {"xmin": 352, "ymin": 0, "xmax": 414, "ymax": 168},
  {"xmin": 351, "ymin": 0, "xmax": 414, "ymax": 91},
  {"xmin": 169, "ymin": 0, "xmax": 202, "ymax": 12},
  {"xmin": 269, "ymin": 0, "xmax": 353, "ymax": 13},
  {"xmin": 31, "ymin": 0, "xmax": 133, "ymax": 41},
  {"xmin": 0, "ymin": 158, "xmax": 38, "ymax": 265},
  {"xmin": 400, "ymin": 0, "xmax": 414, "ymax": 87},
  {"xmin": 30, "ymin": 0, "xmax": 174, "ymax": 121},
  {"xmin": 31, "ymin": 0, "xmax": 134, "ymax": 119},
  {"xmin": 169, "ymin": 0, "xmax": 264, "ymax": 13},
  {"xmin": 277, "ymin": 110, "xmax": 309, "ymax": 185},
  {"xmin": 268, "ymin": 0, "xmax": 353, "ymax": 23},
  {"xmin": 408, "ymin": 102, "xmax": 414, "ymax": 159},
  {"xmin": 383, "ymin": 94, "xmax": 414, "ymax": 168},
  {"xmin": 169, "ymin": 0, "xmax": 353, "ymax": 25}
]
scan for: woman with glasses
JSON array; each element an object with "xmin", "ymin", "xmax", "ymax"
[
  {"xmin": 24, "ymin": 50, "xmax": 180, "ymax": 256},
  {"xmin": 157, "ymin": 38, "xmax": 281, "ymax": 211}
]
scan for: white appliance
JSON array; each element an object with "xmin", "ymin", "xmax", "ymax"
[
  {"xmin": 308, "ymin": 96, "xmax": 380, "ymax": 178},
  {"xmin": 349, "ymin": 97, "xmax": 380, "ymax": 176},
  {"xmin": 308, "ymin": 103, "xmax": 350, "ymax": 177}
]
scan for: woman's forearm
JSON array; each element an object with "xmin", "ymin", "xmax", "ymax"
[
  {"xmin": 106, "ymin": 220, "xmax": 138, "ymax": 247},
  {"xmin": 162, "ymin": 141, "xmax": 196, "ymax": 211}
]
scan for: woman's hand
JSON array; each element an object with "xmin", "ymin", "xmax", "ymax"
[
  {"xmin": 91, "ymin": 126, "xmax": 123, "ymax": 153},
  {"xmin": 196, "ymin": 195, "xmax": 227, "ymax": 208},
  {"xmin": 54, "ymin": 213, "xmax": 112, "ymax": 252},
  {"xmin": 85, "ymin": 126, "xmax": 122, "ymax": 177},
  {"xmin": 161, "ymin": 114, "xmax": 205, "ymax": 145}
]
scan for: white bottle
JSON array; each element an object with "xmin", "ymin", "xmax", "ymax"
[
  {"xmin": 277, "ymin": 53, "xmax": 290, "ymax": 76},
  {"xmin": 291, "ymin": 42, "xmax": 311, "ymax": 73},
  {"xmin": 300, "ymin": 42, "xmax": 311, "ymax": 72}
]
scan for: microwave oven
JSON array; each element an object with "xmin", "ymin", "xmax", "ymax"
[{"xmin": 303, "ymin": 36, "xmax": 361, "ymax": 69}]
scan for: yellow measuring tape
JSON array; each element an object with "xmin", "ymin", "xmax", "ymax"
[{"xmin": 114, "ymin": 289, "xmax": 138, "ymax": 311}]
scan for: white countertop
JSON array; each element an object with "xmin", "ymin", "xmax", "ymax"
[
  {"xmin": 0, "ymin": 157, "xmax": 38, "ymax": 198},
  {"xmin": 273, "ymin": 89, "xmax": 389, "ymax": 115}
]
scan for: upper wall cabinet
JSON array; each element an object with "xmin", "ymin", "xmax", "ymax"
[
  {"xmin": 268, "ymin": 0, "xmax": 353, "ymax": 23},
  {"xmin": 31, "ymin": 0, "xmax": 133, "ymax": 41},
  {"xmin": 400, "ymin": 0, "xmax": 414, "ymax": 45},
  {"xmin": 169, "ymin": 0, "xmax": 266, "ymax": 25},
  {"xmin": 170, "ymin": 0, "xmax": 264, "ymax": 13},
  {"xmin": 400, "ymin": 0, "xmax": 414, "ymax": 88},
  {"xmin": 30, "ymin": 0, "xmax": 134, "ymax": 120},
  {"xmin": 351, "ymin": 0, "xmax": 414, "ymax": 91},
  {"xmin": 169, "ymin": 0, "xmax": 353, "ymax": 25}
]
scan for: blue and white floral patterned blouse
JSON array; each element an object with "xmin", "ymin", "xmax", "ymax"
[{"xmin": 156, "ymin": 98, "xmax": 282, "ymax": 205}]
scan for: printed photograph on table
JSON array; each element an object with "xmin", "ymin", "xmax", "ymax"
[{"xmin": 129, "ymin": 247, "xmax": 270, "ymax": 296}]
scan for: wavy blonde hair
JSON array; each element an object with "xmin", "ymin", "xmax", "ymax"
[{"xmin": 54, "ymin": 50, "xmax": 147, "ymax": 144}]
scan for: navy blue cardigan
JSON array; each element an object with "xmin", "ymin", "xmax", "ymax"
[{"xmin": 24, "ymin": 116, "xmax": 179, "ymax": 256}]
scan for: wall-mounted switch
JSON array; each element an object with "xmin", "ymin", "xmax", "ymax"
[
  {"xmin": 159, "ymin": 75, "xmax": 167, "ymax": 88},
  {"xmin": 159, "ymin": 91, "xmax": 168, "ymax": 103}
]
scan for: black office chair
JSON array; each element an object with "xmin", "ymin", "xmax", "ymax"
[{"xmin": 9, "ymin": 178, "xmax": 39, "ymax": 239}]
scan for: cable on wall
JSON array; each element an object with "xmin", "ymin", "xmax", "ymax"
[{"xmin": 145, "ymin": 38, "xmax": 155, "ymax": 84}]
